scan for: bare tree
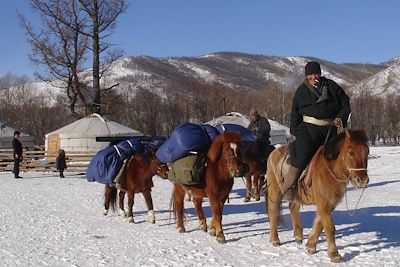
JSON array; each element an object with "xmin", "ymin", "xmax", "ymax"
[
  {"xmin": 18, "ymin": 0, "xmax": 89, "ymax": 116},
  {"xmin": 77, "ymin": 0, "xmax": 128, "ymax": 114}
]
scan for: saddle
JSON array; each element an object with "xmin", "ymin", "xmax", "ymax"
[{"xmin": 276, "ymin": 146, "xmax": 322, "ymax": 190}]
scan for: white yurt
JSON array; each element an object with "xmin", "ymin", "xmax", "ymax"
[
  {"xmin": 205, "ymin": 112, "xmax": 289, "ymax": 145},
  {"xmin": 0, "ymin": 123, "xmax": 35, "ymax": 150},
  {"xmin": 44, "ymin": 113, "xmax": 143, "ymax": 155}
]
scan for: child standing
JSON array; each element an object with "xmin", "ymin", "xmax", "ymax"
[{"xmin": 56, "ymin": 149, "xmax": 67, "ymax": 178}]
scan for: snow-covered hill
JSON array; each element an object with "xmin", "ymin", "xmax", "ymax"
[
  {"xmin": 25, "ymin": 52, "xmax": 388, "ymax": 103},
  {"xmin": 350, "ymin": 57, "xmax": 400, "ymax": 97}
]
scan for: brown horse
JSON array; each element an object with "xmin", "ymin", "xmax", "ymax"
[
  {"xmin": 172, "ymin": 132, "xmax": 242, "ymax": 243},
  {"xmin": 103, "ymin": 149, "xmax": 169, "ymax": 223},
  {"xmin": 242, "ymin": 141, "xmax": 275, "ymax": 202},
  {"xmin": 266, "ymin": 129, "xmax": 369, "ymax": 262}
]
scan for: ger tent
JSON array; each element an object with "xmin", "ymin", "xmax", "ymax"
[
  {"xmin": 205, "ymin": 112, "xmax": 289, "ymax": 145},
  {"xmin": 0, "ymin": 123, "xmax": 35, "ymax": 150},
  {"xmin": 44, "ymin": 114, "xmax": 143, "ymax": 155}
]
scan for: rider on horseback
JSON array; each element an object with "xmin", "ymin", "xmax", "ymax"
[{"xmin": 281, "ymin": 61, "xmax": 351, "ymax": 201}]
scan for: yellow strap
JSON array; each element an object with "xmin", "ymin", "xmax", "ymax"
[{"xmin": 303, "ymin": 115, "xmax": 332, "ymax": 126}]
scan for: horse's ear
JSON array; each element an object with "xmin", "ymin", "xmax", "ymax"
[{"xmin": 208, "ymin": 135, "xmax": 223, "ymax": 162}]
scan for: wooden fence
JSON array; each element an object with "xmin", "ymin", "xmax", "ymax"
[{"xmin": 0, "ymin": 149, "xmax": 95, "ymax": 173}]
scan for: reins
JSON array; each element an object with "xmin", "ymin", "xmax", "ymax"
[{"xmin": 322, "ymin": 120, "xmax": 367, "ymax": 215}]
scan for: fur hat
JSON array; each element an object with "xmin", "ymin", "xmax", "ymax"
[
  {"xmin": 249, "ymin": 108, "xmax": 258, "ymax": 117},
  {"xmin": 305, "ymin": 61, "xmax": 321, "ymax": 76}
]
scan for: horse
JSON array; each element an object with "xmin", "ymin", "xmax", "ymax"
[
  {"xmin": 172, "ymin": 132, "xmax": 242, "ymax": 243},
  {"xmin": 103, "ymin": 149, "xmax": 169, "ymax": 223},
  {"xmin": 242, "ymin": 141, "xmax": 275, "ymax": 202},
  {"xmin": 265, "ymin": 129, "xmax": 369, "ymax": 262}
]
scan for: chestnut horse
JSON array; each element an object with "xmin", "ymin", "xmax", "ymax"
[
  {"xmin": 266, "ymin": 129, "xmax": 369, "ymax": 262},
  {"xmin": 103, "ymin": 149, "xmax": 168, "ymax": 223},
  {"xmin": 172, "ymin": 132, "xmax": 242, "ymax": 243},
  {"xmin": 242, "ymin": 141, "xmax": 275, "ymax": 202}
]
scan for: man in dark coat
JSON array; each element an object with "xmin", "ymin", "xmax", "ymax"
[
  {"xmin": 248, "ymin": 108, "xmax": 272, "ymax": 165},
  {"xmin": 12, "ymin": 130, "xmax": 23, "ymax": 178},
  {"xmin": 281, "ymin": 61, "xmax": 351, "ymax": 200},
  {"xmin": 248, "ymin": 108, "xmax": 271, "ymax": 146}
]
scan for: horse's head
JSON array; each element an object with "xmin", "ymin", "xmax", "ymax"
[
  {"xmin": 208, "ymin": 132, "xmax": 242, "ymax": 177},
  {"xmin": 326, "ymin": 129, "xmax": 369, "ymax": 188},
  {"xmin": 149, "ymin": 148, "xmax": 169, "ymax": 179}
]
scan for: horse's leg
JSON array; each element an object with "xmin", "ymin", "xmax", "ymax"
[
  {"xmin": 253, "ymin": 172, "xmax": 261, "ymax": 201},
  {"xmin": 319, "ymin": 209, "xmax": 342, "ymax": 262},
  {"xmin": 118, "ymin": 191, "xmax": 127, "ymax": 217},
  {"xmin": 306, "ymin": 213, "xmax": 323, "ymax": 254},
  {"xmin": 173, "ymin": 184, "xmax": 186, "ymax": 233},
  {"xmin": 209, "ymin": 196, "xmax": 225, "ymax": 243},
  {"xmin": 244, "ymin": 173, "xmax": 252, "ymax": 202},
  {"xmin": 289, "ymin": 202, "xmax": 303, "ymax": 243},
  {"xmin": 103, "ymin": 185, "xmax": 112, "ymax": 215},
  {"xmin": 267, "ymin": 178, "xmax": 282, "ymax": 246},
  {"xmin": 142, "ymin": 189, "xmax": 155, "ymax": 224},
  {"xmin": 127, "ymin": 191, "xmax": 135, "ymax": 223},
  {"xmin": 193, "ymin": 196, "xmax": 207, "ymax": 232}
]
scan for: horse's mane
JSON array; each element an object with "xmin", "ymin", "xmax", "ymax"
[
  {"xmin": 324, "ymin": 129, "xmax": 368, "ymax": 160},
  {"xmin": 208, "ymin": 132, "xmax": 241, "ymax": 162}
]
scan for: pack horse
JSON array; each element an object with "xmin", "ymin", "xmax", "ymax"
[{"xmin": 172, "ymin": 132, "xmax": 242, "ymax": 243}]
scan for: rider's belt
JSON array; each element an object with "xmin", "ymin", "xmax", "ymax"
[{"xmin": 303, "ymin": 115, "xmax": 332, "ymax": 126}]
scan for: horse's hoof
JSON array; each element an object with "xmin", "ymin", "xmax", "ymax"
[
  {"xmin": 147, "ymin": 210, "xmax": 155, "ymax": 224},
  {"xmin": 209, "ymin": 228, "xmax": 216, "ymax": 236},
  {"xmin": 199, "ymin": 222, "xmax": 207, "ymax": 232},
  {"xmin": 254, "ymin": 196, "xmax": 260, "ymax": 201},
  {"xmin": 307, "ymin": 247, "xmax": 316, "ymax": 254},
  {"xmin": 128, "ymin": 216, "xmax": 135, "ymax": 223},
  {"xmin": 103, "ymin": 209, "xmax": 108, "ymax": 216},
  {"xmin": 330, "ymin": 253, "xmax": 343, "ymax": 263},
  {"xmin": 244, "ymin": 197, "xmax": 250, "ymax": 202},
  {"xmin": 118, "ymin": 209, "xmax": 127, "ymax": 218},
  {"xmin": 295, "ymin": 236, "xmax": 303, "ymax": 244},
  {"xmin": 271, "ymin": 240, "xmax": 280, "ymax": 247},
  {"xmin": 178, "ymin": 227, "xmax": 185, "ymax": 233},
  {"xmin": 217, "ymin": 236, "xmax": 226, "ymax": 244}
]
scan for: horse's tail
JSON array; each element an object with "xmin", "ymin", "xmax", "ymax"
[{"xmin": 109, "ymin": 186, "xmax": 118, "ymax": 212}]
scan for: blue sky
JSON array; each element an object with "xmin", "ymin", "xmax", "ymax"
[{"xmin": 1, "ymin": 0, "xmax": 400, "ymax": 78}]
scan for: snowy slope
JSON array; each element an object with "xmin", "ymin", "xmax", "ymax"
[
  {"xmin": 0, "ymin": 146, "xmax": 399, "ymax": 266},
  {"xmin": 350, "ymin": 57, "xmax": 400, "ymax": 97}
]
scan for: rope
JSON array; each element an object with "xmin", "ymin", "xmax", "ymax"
[{"xmin": 344, "ymin": 185, "xmax": 365, "ymax": 216}]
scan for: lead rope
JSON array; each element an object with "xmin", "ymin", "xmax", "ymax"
[{"xmin": 344, "ymin": 182, "xmax": 365, "ymax": 216}]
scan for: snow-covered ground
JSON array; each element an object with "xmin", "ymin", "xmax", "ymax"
[{"xmin": 1, "ymin": 146, "xmax": 399, "ymax": 266}]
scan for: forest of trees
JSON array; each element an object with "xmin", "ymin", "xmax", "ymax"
[{"xmin": 1, "ymin": 72, "xmax": 399, "ymax": 146}]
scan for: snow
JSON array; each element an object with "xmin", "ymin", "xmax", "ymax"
[{"xmin": 1, "ymin": 146, "xmax": 399, "ymax": 266}]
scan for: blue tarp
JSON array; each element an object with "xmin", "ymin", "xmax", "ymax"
[
  {"xmin": 214, "ymin": 123, "xmax": 257, "ymax": 143},
  {"xmin": 156, "ymin": 123, "xmax": 212, "ymax": 163},
  {"xmin": 201, "ymin": 124, "xmax": 220, "ymax": 140},
  {"xmin": 86, "ymin": 138, "xmax": 145, "ymax": 184}
]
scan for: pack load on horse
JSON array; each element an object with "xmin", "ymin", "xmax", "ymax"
[
  {"xmin": 156, "ymin": 122, "xmax": 216, "ymax": 185},
  {"xmin": 171, "ymin": 131, "xmax": 243, "ymax": 243},
  {"xmin": 265, "ymin": 129, "xmax": 369, "ymax": 262},
  {"xmin": 86, "ymin": 138, "xmax": 145, "ymax": 185},
  {"xmin": 103, "ymin": 143, "xmax": 169, "ymax": 223}
]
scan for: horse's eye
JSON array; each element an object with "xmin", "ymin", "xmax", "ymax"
[{"xmin": 348, "ymin": 149, "xmax": 354, "ymax": 157}]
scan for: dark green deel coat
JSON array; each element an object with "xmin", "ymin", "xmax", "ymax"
[{"xmin": 289, "ymin": 77, "xmax": 350, "ymax": 170}]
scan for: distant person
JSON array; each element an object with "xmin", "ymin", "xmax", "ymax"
[
  {"xmin": 12, "ymin": 130, "xmax": 23, "ymax": 178},
  {"xmin": 248, "ymin": 108, "xmax": 271, "ymax": 145},
  {"xmin": 281, "ymin": 61, "xmax": 351, "ymax": 200},
  {"xmin": 56, "ymin": 149, "xmax": 67, "ymax": 178}
]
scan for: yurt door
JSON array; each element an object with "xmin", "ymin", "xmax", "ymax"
[{"xmin": 47, "ymin": 134, "xmax": 60, "ymax": 160}]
